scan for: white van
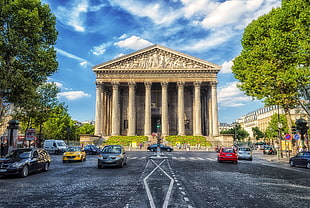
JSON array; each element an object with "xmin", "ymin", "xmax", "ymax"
[{"xmin": 43, "ymin": 140, "xmax": 67, "ymax": 154}]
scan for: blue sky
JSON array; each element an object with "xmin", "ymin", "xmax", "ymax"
[{"xmin": 42, "ymin": 0, "xmax": 281, "ymax": 124}]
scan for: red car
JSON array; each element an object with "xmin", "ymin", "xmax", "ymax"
[{"xmin": 217, "ymin": 147, "xmax": 238, "ymax": 164}]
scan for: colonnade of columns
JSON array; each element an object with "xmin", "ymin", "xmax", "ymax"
[{"xmin": 95, "ymin": 81, "xmax": 219, "ymax": 137}]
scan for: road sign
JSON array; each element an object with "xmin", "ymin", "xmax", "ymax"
[
  {"xmin": 285, "ymin": 134, "xmax": 291, "ymax": 140},
  {"xmin": 294, "ymin": 134, "xmax": 300, "ymax": 140}
]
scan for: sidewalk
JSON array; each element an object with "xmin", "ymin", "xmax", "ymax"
[{"xmin": 253, "ymin": 150, "xmax": 290, "ymax": 164}]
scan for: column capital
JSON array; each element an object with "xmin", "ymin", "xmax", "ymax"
[
  {"xmin": 193, "ymin": 81, "xmax": 202, "ymax": 87},
  {"xmin": 128, "ymin": 81, "xmax": 136, "ymax": 88},
  {"xmin": 112, "ymin": 81, "xmax": 119, "ymax": 90},
  {"xmin": 177, "ymin": 81, "xmax": 185, "ymax": 87},
  {"xmin": 161, "ymin": 81, "xmax": 168, "ymax": 88},
  {"xmin": 144, "ymin": 81, "xmax": 152, "ymax": 89},
  {"xmin": 210, "ymin": 81, "xmax": 218, "ymax": 87}
]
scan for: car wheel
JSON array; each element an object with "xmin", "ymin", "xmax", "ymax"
[
  {"xmin": 306, "ymin": 162, "xmax": 310, "ymax": 169},
  {"xmin": 84, "ymin": 156, "xmax": 86, "ymax": 161},
  {"xmin": 234, "ymin": 161, "xmax": 238, "ymax": 164},
  {"xmin": 63, "ymin": 160, "xmax": 67, "ymax": 163},
  {"xmin": 249, "ymin": 158, "xmax": 253, "ymax": 161},
  {"xmin": 290, "ymin": 160, "xmax": 295, "ymax": 167},
  {"xmin": 19, "ymin": 165, "xmax": 29, "ymax": 178},
  {"xmin": 167, "ymin": 148, "xmax": 171, "ymax": 152},
  {"xmin": 119, "ymin": 160, "xmax": 124, "ymax": 168},
  {"xmin": 98, "ymin": 164, "xmax": 102, "ymax": 169},
  {"xmin": 43, "ymin": 162, "xmax": 49, "ymax": 172}
]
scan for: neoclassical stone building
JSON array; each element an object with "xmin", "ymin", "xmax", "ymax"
[{"xmin": 92, "ymin": 45, "xmax": 221, "ymax": 138}]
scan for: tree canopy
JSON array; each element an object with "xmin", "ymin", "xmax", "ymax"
[
  {"xmin": 0, "ymin": 0, "xmax": 58, "ymax": 115},
  {"xmin": 232, "ymin": 0, "xmax": 310, "ymax": 114}
]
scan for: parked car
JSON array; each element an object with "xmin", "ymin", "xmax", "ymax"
[
  {"xmin": 0, "ymin": 148, "xmax": 50, "ymax": 177},
  {"xmin": 98, "ymin": 145, "xmax": 127, "ymax": 168},
  {"xmin": 43, "ymin": 140, "xmax": 67, "ymax": 154},
  {"xmin": 84, "ymin": 145, "xmax": 100, "ymax": 155},
  {"xmin": 263, "ymin": 146, "xmax": 277, "ymax": 155},
  {"xmin": 63, "ymin": 146, "xmax": 86, "ymax": 163},
  {"xmin": 147, "ymin": 144, "xmax": 173, "ymax": 152},
  {"xmin": 237, "ymin": 147, "xmax": 253, "ymax": 161},
  {"xmin": 289, "ymin": 151, "xmax": 310, "ymax": 169},
  {"xmin": 217, "ymin": 147, "xmax": 238, "ymax": 164}
]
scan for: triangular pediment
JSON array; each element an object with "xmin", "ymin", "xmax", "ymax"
[{"xmin": 92, "ymin": 44, "xmax": 221, "ymax": 71}]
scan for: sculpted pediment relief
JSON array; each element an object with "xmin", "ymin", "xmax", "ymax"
[{"xmin": 93, "ymin": 44, "xmax": 221, "ymax": 71}]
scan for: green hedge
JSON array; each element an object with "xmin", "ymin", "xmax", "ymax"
[
  {"xmin": 165, "ymin": 135, "xmax": 212, "ymax": 147},
  {"xmin": 104, "ymin": 136, "xmax": 148, "ymax": 146}
]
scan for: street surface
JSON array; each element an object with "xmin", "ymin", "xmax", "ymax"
[{"xmin": 0, "ymin": 150, "xmax": 309, "ymax": 208}]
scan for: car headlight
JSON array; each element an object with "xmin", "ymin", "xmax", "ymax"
[{"xmin": 12, "ymin": 162, "xmax": 24, "ymax": 168}]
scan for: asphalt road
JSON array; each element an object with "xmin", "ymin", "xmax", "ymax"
[{"xmin": 0, "ymin": 150, "xmax": 309, "ymax": 208}]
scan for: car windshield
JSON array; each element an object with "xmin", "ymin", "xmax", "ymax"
[
  {"xmin": 67, "ymin": 147, "xmax": 81, "ymax": 152},
  {"xmin": 102, "ymin": 146, "xmax": 121, "ymax": 154},
  {"xmin": 57, "ymin": 142, "xmax": 66, "ymax": 147},
  {"xmin": 6, "ymin": 150, "xmax": 31, "ymax": 159},
  {"xmin": 239, "ymin": 148, "xmax": 250, "ymax": 151},
  {"xmin": 222, "ymin": 148, "xmax": 234, "ymax": 153}
]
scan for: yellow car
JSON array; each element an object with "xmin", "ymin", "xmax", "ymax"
[{"xmin": 63, "ymin": 146, "xmax": 86, "ymax": 163}]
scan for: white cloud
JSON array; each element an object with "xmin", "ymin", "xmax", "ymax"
[
  {"xmin": 218, "ymin": 82, "xmax": 252, "ymax": 107},
  {"xmin": 56, "ymin": 48, "xmax": 92, "ymax": 66},
  {"xmin": 53, "ymin": 81, "xmax": 63, "ymax": 88},
  {"xmin": 220, "ymin": 60, "xmax": 233, "ymax": 74},
  {"xmin": 114, "ymin": 36, "xmax": 153, "ymax": 50},
  {"xmin": 58, "ymin": 91, "xmax": 91, "ymax": 100},
  {"xmin": 119, "ymin": 34, "xmax": 127, "ymax": 39},
  {"xmin": 109, "ymin": 0, "xmax": 182, "ymax": 25},
  {"xmin": 91, "ymin": 44, "xmax": 107, "ymax": 56},
  {"xmin": 55, "ymin": 0, "xmax": 105, "ymax": 32},
  {"xmin": 80, "ymin": 61, "xmax": 88, "ymax": 67}
]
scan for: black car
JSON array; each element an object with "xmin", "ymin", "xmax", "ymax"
[
  {"xmin": 84, "ymin": 145, "xmax": 100, "ymax": 155},
  {"xmin": 147, "ymin": 144, "xmax": 173, "ymax": 152},
  {"xmin": 289, "ymin": 151, "xmax": 310, "ymax": 169},
  {"xmin": 0, "ymin": 148, "xmax": 51, "ymax": 177},
  {"xmin": 263, "ymin": 146, "xmax": 277, "ymax": 155}
]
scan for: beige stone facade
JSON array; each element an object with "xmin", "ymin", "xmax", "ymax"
[{"xmin": 92, "ymin": 45, "xmax": 221, "ymax": 137}]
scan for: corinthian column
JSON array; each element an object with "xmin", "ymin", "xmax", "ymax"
[
  {"xmin": 95, "ymin": 83, "xmax": 102, "ymax": 136},
  {"xmin": 161, "ymin": 82, "xmax": 169, "ymax": 136},
  {"xmin": 111, "ymin": 82, "xmax": 120, "ymax": 136},
  {"xmin": 177, "ymin": 81, "xmax": 185, "ymax": 135},
  {"xmin": 127, "ymin": 82, "xmax": 136, "ymax": 136},
  {"xmin": 144, "ymin": 82, "xmax": 152, "ymax": 136},
  {"xmin": 211, "ymin": 82, "xmax": 219, "ymax": 136},
  {"xmin": 194, "ymin": 81, "xmax": 202, "ymax": 136}
]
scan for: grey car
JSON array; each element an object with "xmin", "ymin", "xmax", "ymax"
[
  {"xmin": 237, "ymin": 147, "xmax": 253, "ymax": 161},
  {"xmin": 98, "ymin": 145, "xmax": 127, "ymax": 168}
]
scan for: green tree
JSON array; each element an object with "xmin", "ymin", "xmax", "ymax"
[
  {"xmin": 0, "ymin": 0, "xmax": 58, "ymax": 121},
  {"xmin": 220, "ymin": 124, "xmax": 249, "ymax": 141},
  {"xmin": 265, "ymin": 113, "xmax": 288, "ymax": 140},
  {"xmin": 14, "ymin": 82, "xmax": 60, "ymax": 146},
  {"xmin": 78, "ymin": 123, "xmax": 95, "ymax": 135},
  {"xmin": 232, "ymin": 0, "xmax": 310, "ymax": 131},
  {"xmin": 252, "ymin": 127, "xmax": 265, "ymax": 141},
  {"xmin": 43, "ymin": 104, "xmax": 72, "ymax": 141}
]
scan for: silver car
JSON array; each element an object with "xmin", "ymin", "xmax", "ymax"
[
  {"xmin": 97, "ymin": 145, "xmax": 127, "ymax": 168},
  {"xmin": 237, "ymin": 147, "xmax": 253, "ymax": 161}
]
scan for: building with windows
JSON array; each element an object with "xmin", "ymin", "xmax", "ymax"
[
  {"xmin": 92, "ymin": 45, "xmax": 221, "ymax": 138},
  {"xmin": 237, "ymin": 105, "xmax": 309, "ymax": 139}
]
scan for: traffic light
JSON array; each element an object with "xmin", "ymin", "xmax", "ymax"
[
  {"xmin": 291, "ymin": 126, "xmax": 297, "ymax": 134},
  {"xmin": 156, "ymin": 120, "xmax": 161, "ymax": 128}
]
